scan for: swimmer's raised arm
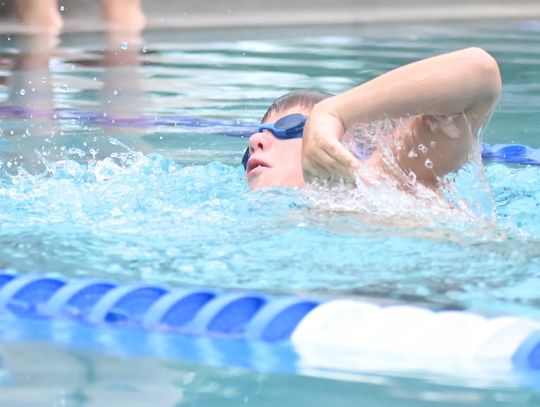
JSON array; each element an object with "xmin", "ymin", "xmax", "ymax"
[{"xmin": 302, "ymin": 47, "xmax": 501, "ymax": 184}]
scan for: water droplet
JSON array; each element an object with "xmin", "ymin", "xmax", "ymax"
[
  {"xmin": 120, "ymin": 42, "xmax": 129, "ymax": 50},
  {"xmin": 93, "ymin": 76, "xmax": 97, "ymax": 81},
  {"xmin": 407, "ymin": 170, "xmax": 417, "ymax": 184},
  {"xmin": 430, "ymin": 141, "xmax": 436, "ymax": 148},
  {"xmin": 418, "ymin": 144, "xmax": 427, "ymax": 154},
  {"xmin": 424, "ymin": 159, "xmax": 433, "ymax": 169},
  {"xmin": 7, "ymin": 36, "xmax": 10, "ymax": 41},
  {"xmin": 407, "ymin": 149, "xmax": 418, "ymax": 158},
  {"xmin": 61, "ymin": 84, "xmax": 69, "ymax": 92},
  {"xmin": 142, "ymin": 46, "xmax": 147, "ymax": 53},
  {"xmin": 19, "ymin": 88, "xmax": 26, "ymax": 96},
  {"xmin": 112, "ymin": 89, "xmax": 118, "ymax": 96},
  {"xmin": 41, "ymin": 77, "xmax": 47, "ymax": 83},
  {"xmin": 60, "ymin": 5, "xmax": 64, "ymax": 11}
]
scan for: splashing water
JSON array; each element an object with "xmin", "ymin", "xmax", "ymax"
[
  {"xmin": 0, "ymin": 136, "xmax": 539, "ymax": 319},
  {"xmin": 337, "ymin": 116, "xmax": 496, "ymax": 227}
]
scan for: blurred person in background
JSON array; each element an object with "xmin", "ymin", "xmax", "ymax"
[{"xmin": 15, "ymin": 0, "xmax": 146, "ymax": 34}]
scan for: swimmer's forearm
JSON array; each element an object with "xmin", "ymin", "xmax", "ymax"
[{"xmin": 315, "ymin": 47, "xmax": 501, "ymax": 128}]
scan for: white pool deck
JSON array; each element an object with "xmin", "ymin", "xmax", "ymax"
[{"xmin": 1, "ymin": 0, "xmax": 540, "ymax": 33}]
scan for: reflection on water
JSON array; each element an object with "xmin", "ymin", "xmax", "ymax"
[
  {"xmin": 1, "ymin": 30, "xmax": 149, "ymax": 173},
  {"xmin": 1, "ymin": 340, "xmax": 539, "ymax": 407},
  {"xmin": 0, "ymin": 343, "xmax": 187, "ymax": 406}
]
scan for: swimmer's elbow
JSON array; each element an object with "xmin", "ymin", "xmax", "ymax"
[{"xmin": 464, "ymin": 47, "xmax": 502, "ymax": 102}]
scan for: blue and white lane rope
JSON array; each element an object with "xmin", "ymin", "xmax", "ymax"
[
  {"xmin": 1, "ymin": 272, "xmax": 540, "ymax": 376},
  {"xmin": 1, "ymin": 106, "xmax": 540, "ymax": 165}
]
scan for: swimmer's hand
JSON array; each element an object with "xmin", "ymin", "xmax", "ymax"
[{"xmin": 302, "ymin": 104, "xmax": 360, "ymax": 182}]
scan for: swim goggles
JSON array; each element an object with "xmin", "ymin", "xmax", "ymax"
[{"xmin": 242, "ymin": 113, "xmax": 307, "ymax": 170}]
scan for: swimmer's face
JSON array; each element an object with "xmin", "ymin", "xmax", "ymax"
[{"xmin": 245, "ymin": 106, "xmax": 312, "ymax": 190}]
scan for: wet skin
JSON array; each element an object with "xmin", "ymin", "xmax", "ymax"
[{"xmin": 245, "ymin": 106, "xmax": 310, "ymax": 190}]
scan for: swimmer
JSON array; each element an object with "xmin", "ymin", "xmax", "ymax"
[
  {"xmin": 243, "ymin": 47, "xmax": 501, "ymax": 191},
  {"xmin": 16, "ymin": 0, "xmax": 146, "ymax": 34}
]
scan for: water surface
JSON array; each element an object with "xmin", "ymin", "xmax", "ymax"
[{"xmin": 0, "ymin": 20, "xmax": 540, "ymax": 406}]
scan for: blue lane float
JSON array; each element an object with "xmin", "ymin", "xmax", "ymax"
[
  {"xmin": 1, "ymin": 272, "xmax": 540, "ymax": 381},
  {"xmin": 481, "ymin": 143, "xmax": 540, "ymax": 165},
  {"xmin": 0, "ymin": 272, "xmax": 318, "ymax": 342},
  {"xmin": 2, "ymin": 105, "xmax": 540, "ymax": 165}
]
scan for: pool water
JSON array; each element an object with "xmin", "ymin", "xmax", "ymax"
[{"xmin": 0, "ymin": 20, "xmax": 540, "ymax": 406}]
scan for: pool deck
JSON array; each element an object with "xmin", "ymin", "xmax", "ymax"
[{"xmin": 1, "ymin": 0, "xmax": 540, "ymax": 33}]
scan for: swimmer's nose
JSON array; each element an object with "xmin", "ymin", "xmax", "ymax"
[{"xmin": 248, "ymin": 130, "xmax": 274, "ymax": 155}]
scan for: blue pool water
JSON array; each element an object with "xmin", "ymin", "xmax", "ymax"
[{"xmin": 0, "ymin": 20, "xmax": 540, "ymax": 406}]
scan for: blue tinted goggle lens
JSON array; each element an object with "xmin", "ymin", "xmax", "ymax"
[
  {"xmin": 242, "ymin": 113, "xmax": 306, "ymax": 170},
  {"xmin": 270, "ymin": 113, "xmax": 307, "ymax": 138}
]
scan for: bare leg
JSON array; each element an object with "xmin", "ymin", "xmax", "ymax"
[
  {"xmin": 16, "ymin": 0, "xmax": 63, "ymax": 34},
  {"xmin": 101, "ymin": 0, "xmax": 146, "ymax": 31}
]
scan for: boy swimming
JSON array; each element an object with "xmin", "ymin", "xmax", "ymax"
[{"xmin": 243, "ymin": 48, "xmax": 501, "ymax": 191}]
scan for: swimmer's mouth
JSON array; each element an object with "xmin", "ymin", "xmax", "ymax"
[{"xmin": 246, "ymin": 158, "xmax": 270, "ymax": 174}]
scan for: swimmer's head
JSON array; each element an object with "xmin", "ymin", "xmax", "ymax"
[{"xmin": 244, "ymin": 89, "xmax": 332, "ymax": 190}]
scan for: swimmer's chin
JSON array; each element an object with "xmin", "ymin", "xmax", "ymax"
[{"xmin": 247, "ymin": 175, "xmax": 305, "ymax": 190}]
